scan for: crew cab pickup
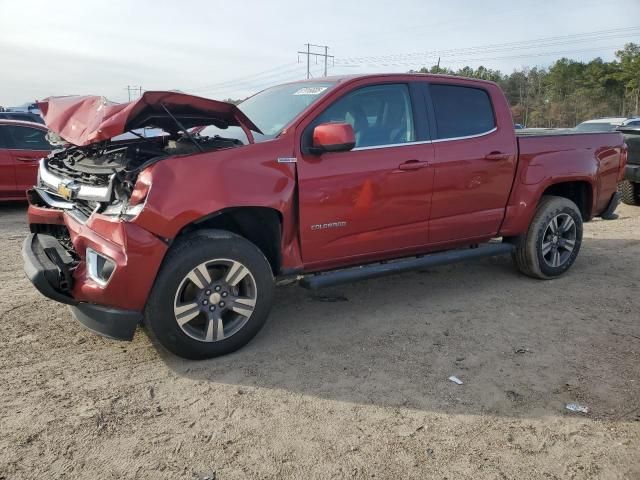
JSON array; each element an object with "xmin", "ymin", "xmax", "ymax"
[{"xmin": 22, "ymin": 74, "xmax": 627, "ymax": 359}]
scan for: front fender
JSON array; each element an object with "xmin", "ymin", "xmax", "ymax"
[{"xmin": 131, "ymin": 136, "xmax": 302, "ymax": 269}]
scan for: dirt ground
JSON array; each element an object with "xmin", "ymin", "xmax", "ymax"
[{"xmin": 0, "ymin": 202, "xmax": 638, "ymax": 480}]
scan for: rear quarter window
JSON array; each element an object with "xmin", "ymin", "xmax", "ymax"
[{"xmin": 430, "ymin": 84, "xmax": 495, "ymax": 139}]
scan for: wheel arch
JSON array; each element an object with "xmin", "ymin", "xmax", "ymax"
[
  {"xmin": 175, "ymin": 206, "xmax": 283, "ymax": 275},
  {"xmin": 540, "ymin": 180, "xmax": 594, "ymax": 220},
  {"xmin": 500, "ymin": 177, "xmax": 595, "ymax": 238}
]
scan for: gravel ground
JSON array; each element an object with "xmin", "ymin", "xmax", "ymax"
[{"xmin": 0, "ymin": 202, "xmax": 638, "ymax": 479}]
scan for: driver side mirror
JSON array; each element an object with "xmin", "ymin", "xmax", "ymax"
[{"xmin": 311, "ymin": 122, "xmax": 356, "ymax": 153}]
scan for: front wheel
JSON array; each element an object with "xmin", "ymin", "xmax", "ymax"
[
  {"xmin": 512, "ymin": 196, "xmax": 583, "ymax": 279},
  {"xmin": 145, "ymin": 230, "xmax": 274, "ymax": 359}
]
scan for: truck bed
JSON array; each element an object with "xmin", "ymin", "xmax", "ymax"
[
  {"xmin": 516, "ymin": 128, "xmax": 612, "ymax": 136},
  {"xmin": 511, "ymin": 130, "xmax": 625, "ymax": 224}
]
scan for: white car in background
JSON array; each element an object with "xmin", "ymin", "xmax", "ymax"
[
  {"xmin": 575, "ymin": 116, "xmax": 640, "ymax": 132},
  {"xmin": 575, "ymin": 117, "xmax": 627, "ymax": 132}
]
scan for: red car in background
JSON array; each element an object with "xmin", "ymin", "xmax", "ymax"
[{"xmin": 0, "ymin": 120, "xmax": 53, "ymax": 200}]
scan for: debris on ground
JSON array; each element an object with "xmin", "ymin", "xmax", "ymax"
[
  {"xmin": 566, "ymin": 403, "xmax": 589, "ymax": 414},
  {"xmin": 514, "ymin": 347, "xmax": 531, "ymax": 354},
  {"xmin": 505, "ymin": 390, "xmax": 524, "ymax": 402},
  {"xmin": 448, "ymin": 376, "xmax": 463, "ymax": 385}
]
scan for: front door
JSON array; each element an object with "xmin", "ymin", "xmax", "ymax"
[{"xmin": 296, "ymin": 83, "xmax": 434, "ymax": 269}]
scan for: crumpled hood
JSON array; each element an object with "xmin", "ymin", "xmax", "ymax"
[{"xmin": 38, "ymin": 91, "xmax": 259, "ymax": 146}]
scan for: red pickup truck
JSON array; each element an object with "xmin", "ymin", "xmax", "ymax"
[{"xmin": 22, "ymin": 74, "xmax": 626, "ymax": 359}]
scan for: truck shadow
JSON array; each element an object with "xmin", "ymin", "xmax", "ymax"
[
  {"xmin": 2, "ymin": 201, "xmax": 637, "ymax": 420},
  {"xmin": 159, "ymin": 235, "xmax": 640, "ymax": 420}
]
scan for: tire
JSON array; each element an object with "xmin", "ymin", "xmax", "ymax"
[
  {"xmin": 145, "ymin": 229, "xmax": 274, "ymax": 359},
  {"xmin": 512, "ymin": 196, "xmax": 583, "ymax": 279},
  {"xmin": 618, "ymin": 180, "xmax": 640, "ymax": 206}
]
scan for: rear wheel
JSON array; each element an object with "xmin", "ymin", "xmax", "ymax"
[
  {"xmin": 513, "ymin": 196, "xmax": 583, "ymax": 279},
  {"xmin": 145, "ymin": 230, "xmax": 274, "ymax": 359},
  {"xmin": 618, "ymin": 180, "xmax": 640, "ymax": 206}
]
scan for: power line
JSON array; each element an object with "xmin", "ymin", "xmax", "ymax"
[
  {"xmin": 337, "ymin": 26, "xmax": 640, "ymax": 63},
  {"xmin": 334, "ymin": 44, "xmax": 633, "ymax": 70},
  {"xmin": 206, "ymin": 64, "xmax": 330, "ymax": 100},
  {"xmin": 188, "ymin": 64, "xmax": 310, "ymax": 96},
  {"xmin": 335, "ymin": 26, "xmax": 640, "ymax": 65},
  {"xmin": 185, "ymin": 62, "xmax": 298, "ymax": 93},
  {"xmin": 186, "ymin": 64, "xmax": 311, "ymax": 95}
]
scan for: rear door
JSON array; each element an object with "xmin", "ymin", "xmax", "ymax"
[
  {"xmin": 5, "ymin": 125, "xmax": 52, "ymax": 194},
  {"xmin": 424, "ymin": 82, "xmax": 517, "ymax": 244},
  {"xmin": 0, "ymin": 127, "xmax": 18, "ymax": 198},
  {"xmin": 296, "ymin": 82, "xmax": 434, "ymax": 268}
]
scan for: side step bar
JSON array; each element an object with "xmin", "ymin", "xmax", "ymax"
[{"xmin": 300, "ymin": 242, "xmax": 515, "ymax": 290}]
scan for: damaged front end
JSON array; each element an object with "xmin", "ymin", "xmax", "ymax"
[
  {"xmin": 33, "ymin": 133, "xmax": 242, "ymax": 223},
  {"xmin": 31, "ymin": 90, "xmax": 258, "ymax": 223},
  {"xmin": 23, "ymin": 92, "xmax": 259, "ymax": 339}
]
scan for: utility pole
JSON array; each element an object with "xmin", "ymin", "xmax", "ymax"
[
  {"xmin": 297, "ymin": 44, "xmax": 334, "ymax": 79},
  {"xmin": 125, "ymin": 85, "xmax": 143, "ymax": 101},
  {"xmin": 324, "ymin": 45, "xmax": 328, "ymax": 77}
]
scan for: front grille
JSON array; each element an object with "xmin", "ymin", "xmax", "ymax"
[{"xmin": 46, "ymin": 159, "xmax": 110, "ymax": 187}]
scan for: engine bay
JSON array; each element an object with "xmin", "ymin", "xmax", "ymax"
[
  {"xmin": 47, "ymin": 133, "xmax": 243, "ymax": 182},
  {"xmin": 38, "ymin": 132, "xmax": 244, "ymax": 220}
]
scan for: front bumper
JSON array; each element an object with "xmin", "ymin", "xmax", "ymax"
[
  {"xmin": 22, "ymin": 233, "xmax": 143, "ymax": 340},
  {"xmin": 624, "ymin": 164, "xmax": 640, "ymax": 182},
  {"xmin": 22, "ymin": 233, "xmax": 77, "ymax": 306}
]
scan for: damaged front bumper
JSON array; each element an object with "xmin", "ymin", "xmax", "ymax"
[
  {"xmin": 23, "ymin": 191, "xmax": 168, "ymax": 341},
  {"xmin": 22, "ymin": 233, "xmax": 142, "ymax": 340}
]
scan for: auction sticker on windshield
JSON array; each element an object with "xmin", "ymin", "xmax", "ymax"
[{"xmin": 293, "ymin": 87, "xmax": 328, "ymax": 96}]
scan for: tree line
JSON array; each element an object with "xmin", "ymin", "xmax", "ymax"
[{"xmin": 414, "ymin": 43, "xmax": 640, "ymax": 127}]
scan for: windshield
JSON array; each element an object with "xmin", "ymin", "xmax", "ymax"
[
  {"xmin": 575, "ymin": 122, "xmax": 619, "ymax": 132},
  {"xmin": 237, "ymin": 81, "xmax": 336, "ymax": 139}
]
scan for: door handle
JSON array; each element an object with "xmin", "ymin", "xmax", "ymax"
[
  {"xmin": 397, "ymin": 160, "xmax": 429, "ymax": 171},
  {"xmin": 15, "ymin": 156, "xmax": 39, "ymax": 162},
  {"xmin": 484, "ymin": 151, "xmax": 510, "ymax": 161}
]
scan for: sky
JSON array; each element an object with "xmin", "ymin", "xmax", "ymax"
[{"xmin": 1, "ymin": 0, "xmax": 639, "ymax": 106}]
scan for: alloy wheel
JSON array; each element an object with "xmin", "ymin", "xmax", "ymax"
[
  {"xmin": 541, "ymin": 213, "xmax": 577, "ymax": 268},
  {"xmin": 173, "ymin": 259, "xmax": 257, "ymax": 342}
]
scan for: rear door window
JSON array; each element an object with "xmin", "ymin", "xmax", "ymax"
[
  {"xmin": 429, "ymin": 84, "xmax": 495, "ymax": 139},
  {"xmin": 5, "ymin": 126, "xmax": 52, "ymax": 150}
]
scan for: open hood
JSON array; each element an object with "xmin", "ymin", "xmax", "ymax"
[{"xmin": 38, "ymin": 91, "xmax": 260, "ymax": 147}]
